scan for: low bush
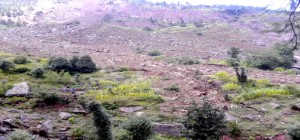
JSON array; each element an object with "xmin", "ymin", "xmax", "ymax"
[
  {"xmin": 168, "ymin": 57, "xmax": 200, "ymax": 65},
  {"xmin": 288, "ymin": 125, "xmax": 300, "ymax": 140},
  {"xmin": 8, "ymin": 129, "xmax": 32, "ymax": 140},
  {"xmin": 214, "ymin": 71, "xmax": 231, "ymax": 83},
  {"xmin": 37, "ymin": 92, "xmax": 61, "ymax": 105},
  {"xmin": 14, "ymin": 67, "xmax": 30, "ymax": 74},
  {"xmin": 148, "ymin": 50, "xmax": 162, "ymax": 56},
  {"xmin": 123, "ymin": 116, "xmax": 154, "ymax": 140},
  {"xmin": 0, "ymin": 60, "xmax": 15, "ymax": 72},
  {"xmin": 222, "ymin": 83, "xmax": 241, "ymax": 92},
  {"xmin": 13, "ymin": 56, "xmax": 28, "ymax": 64},
  {"xmin": 73, "ymin": 55, "xmax": 97, "ymax": 73},
  {"xmin": 227, "ymin": 122, "xmax": 241, "ymax": 138},
  {"xmin": 6, "ymin": 97, "xmax": 27, "ymax": 104},
  {"xmin": 233, "ymin": 88, "xmax": 291, "ymax": 103},
  {"xmin": 30, "ymin": 68, "xmax": 44, "ymax": 78},
  {"xmin": 72, "ymin": 127, "xmax": 84, "ymax": 139}
]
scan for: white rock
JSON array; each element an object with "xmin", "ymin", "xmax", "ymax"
[
  {"xmin": 59, "ymin": 112, "xmax": 72, "ymax": 120},
  {"xmin": 5, "ymin": 82, "xmax": 30, "ymax": 97}
]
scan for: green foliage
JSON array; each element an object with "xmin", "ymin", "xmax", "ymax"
[
  {"xmin": 123, "ymin": 116, "xmax": 154, "ymax": 140},
  {"xmin": 72, "ymin": 127, "xmax": 85, "ymax": 140},
  {"xmin": 256, "ymin": 79, "xmax": 270, "ymax": 88},
  {"xmin": 13, "ymin": 56, "xmax": 28, "ymax": 64},
  {"xmin": 8, "ymin": 129, "xmax": 32, "ymax": 140},
  {"xmin": 44, "ymin": 71, "xmax": 72, "ymax": 85},
  {"xmin": 274, "ymin": 67, "xmax": 285, "ymax": 72},
  {"xmin": 184, "ymin": 102, "xmax": 226, "ymax": 140},
  {"xmin": 48, "ymin": 57, "xmax": 71, "ymax": 72},
  {"xmin": 68, "ymin": 117, "xmax": 76, "ymax": 124},
  {"xmin": 222, "ymin": 83, "xmax": 241, "ymax": 92},
  {"xmin": 37, "ymin": 92, "xmax": 61, "ymax": 105},
  {"xmin": 247, "ymin": 43, "xmax": 297, "ymax": 70},
  {"xmin": 164, "ymin": 84, "xmax": 180, "ymax": 92},
  {"xmin": 288, "ymin": 125, "xmax": 300, "ymax": 140},
  {"xmin": 233, "ymin": 88, "xmax": 291, "ymax": 103},
  {"xmin": 0, "ymin": 60, "xmax": 15, "ymax": 72},
  {"xmin": 148, "ymin": 50, "xmax": 162, "ymax": 56},
  {"xmin": 89, "ymin": 102, "xmax": 112, "ymax": 140},
  {"xmin": 30, "ymin": 68, "xmax": 44, "ymax": 78},
  {"xmin": 214, "ymin": 71, "xmax": 231, "ymax": 83},
  {"xmin": 227, "ymin": 122, "xmax": 241, "ymax": 138},
  {"xmin": 226, "ymin": 47, "xmax": 241, "ymax": 67},
  {"xmin": 73, "ymin": 55, "xmax": 97, "ymax": 73},
  {"xmin": 13, "ymin": 67, "xmax": 30, "ymax": 74}
]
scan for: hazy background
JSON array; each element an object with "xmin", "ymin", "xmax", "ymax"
[{"xmin": 149, "ymin": 0, "xmax": 290, "ymax": 9}]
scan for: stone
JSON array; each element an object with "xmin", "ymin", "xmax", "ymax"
[
  {"xmin": 153, "ymin": 123, "xmax": 184, "ymax": 137},
  {"xmin": 135, "ymin": 111, "xmax": 144, "ymax": 117},
  {"xmin": 3, "ymin": 119, "xmax": 18, "ymax": 128},
  {"xmin": 59, "ymin": 112, "xmax": 72, "ymax": 120},
  {"xmin": 270, "ymin": 103, "xmax": 280, "ymax": 109},
  {"xmin": 5, "ymin": 82, "xmax": 30, "ymax": 97},
  {"xmin": 73, "ymin": 108, "xmax": 87, "ymax": 115},
  {"xmin": 0, "ymin": 127, "xmax": 11, "ymax": 134},
  {"xmin": 225, "ymin": 112, "xmax": 237, "ymax": 121},
  {"xmin": 42, "ymin": 120, "xmax": 53, "ymax": 134},
  {"xmin": 260, "ymin": 108, "xmax": 267, "ymax": 112},
  {"xmin": 241, "ymin": 114, "xmax": 256, "ymax": 121},
  {"xmin": 119, "ymin": 106, "xmax": 144, "ymax": 113},
  {"xmin": 292, "ymin": 103, "xmax": 300, "ymax": 111}
]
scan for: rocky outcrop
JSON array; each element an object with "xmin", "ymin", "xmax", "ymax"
[{"xmin": 5, "ymin": 82, "xmax": 30, "ymax": 97}]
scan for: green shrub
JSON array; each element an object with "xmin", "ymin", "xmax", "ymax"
[
  {"xmin": 274, "ymin": 67, "xmax": 285, "ymax": 72},
  {"xmin": 13, "ymin": 56, "xmax": 28, "ymax": 64},
  {"xmin": 30, "ymin": 68, "xmax": 44, "ymax": 78},
  {"xmin": 227, "ymin": 122, "xmax": 241, "ymax": 138},
  {"xmin": 14, "ymin": 67, "xmax": 30, "ymax": 73},
  {"xmin": 73, "ymin": 55, "xmax": 97, "ymax": 73},
  {"xmin": 226, "ymin": 47, "xmax": 241, "ymax": 67},
  {"xmin": 169, "ymin": 57, "xmax": 200, "ymax": 65},
  {"xmin": 214, "ymin": 71, "xmax": 231, "ymax": 83},
  {"xmin": 0, "ymin": 60, "xmax": 15, "ymax": 72},
  {"xmin": 184, "ymin": 102, "xmax": 226, "ymax": 140},
  {"xmin": 164, "ymin": 84, "xmax": 180, "ymax": 92},
  {"xmin": 44, "ymin": 71, "xmax": 72, "ymax": 85},
  {"xmin": 288, "ymin": 125, "xmax": 300, "ymax": 140},
  {"xmin": 148, "ymin": 50, "xmax": 162, "ymax": 56},
  {"xmin": 72, "ymin": 127, "xmax": 84, "ymax": 140},
  {"xmin": 48, "ymin": 57, "xmax": 71, "ymax": 72},
  {"xmin": 8, "ymin": 129, "xmax": 32, "ymax": 140},
  {"xmin": 233, "ymin": 88, "xmax": 291, "ymax": 103},
  {"xmin": 89, "ymin": 102, "xmax": 112, "ymax": 140},
  {"xmin": 234, "ymin": 67, "xmax": 247, "ymax": 84},
  {"xmin": 38, "ymin": 92, "xmax": 61, "ymax": 105},
  {"xmin": 222, "ymin": 83, "xmax": 241, "ymax": 92},
  {"xmin": 124, "ymin": 116, "xmax": 154, "ymax": 140},
  {"xmin": 68, "ymin": 117, "xmax": 76, "ymax": 124}
]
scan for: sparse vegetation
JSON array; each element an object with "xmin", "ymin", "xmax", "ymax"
[
  {"xmin": 288, "ymin": 125, "xmax": 300, "ymax": 140},
  {"xmin": 30, "ymin": 68, "xmax": 44, "ymax": 78},
  {"xmin": 13, "ymin": 56, "xmax": 28, "ymax": 64},
  {"xmin": 164, "ymin": 84, "xmax": 180, "ymax": 92},
  {"xmin": 148, "ymin": 50, "xmax": 162, "ymax": 56},
  {"xmin": 8, "ymin": 129, "xmax": 32, "ymax": 140},
  {"xmin": 0, "ymin": 60, "xmax": 15, "ymax": 72}
]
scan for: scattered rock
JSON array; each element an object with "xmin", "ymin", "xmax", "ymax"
[
  {"xmin": 73, "ymin": 108, "xmax": 87, "ymax": 115},
  {"xmin": 241, "ymin": 114, "xmax": 256, "ymax": 121},
  {"xmin": 260, "ymin": 108, "xmax": 267, "ymax": 112},
  {"xmin": 3, "ymin": 119, "xmax": 18, "ymax": 128},
  {"xmin": 291, "ymin": 103, "xmax": 300, "ymax": 111},
  {"xmin": 153, "ymin": 123, "xmax": 184, "ymax": 137},
  {"xmin": 42, "ymin": 120, "xmax": 53, "ymax": 135},
  {"xmin": 59, "ymin": 112, "xmax": 72, "ymax": 120},
  {"xmin": 135, "ymin": 111, "xmax": 144, "ymax": 116},
  {"xmin": 270, "ymin": 103, "xmax": 280, "ymax": 109},
  {"xmin": 119, "ymin": 106, "xmax": 144, "ymax": 113},
  {"xmin": 5, "ymin": 82, "xmax": 30, "ymax": 97},
  {"xmin": 0, "ymin": 127, "xmax": 11, "ymax": 134},
  {"xmin": 225, "ymin": 112, "xmax": 237, "ymax": 121}
]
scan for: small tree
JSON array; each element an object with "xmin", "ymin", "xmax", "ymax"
[
  {"xmin": 0, "ymin": 60, "xmax": 15, "ymax": 72},
  {"xmin": 124, "ymin": 116, "xmax": 154, "ymax": 140},
  {"xmin": 227, "ymin": 47, "xmax": 241, "ymax": 67},
  {"xmin": 89, "ymin": 102, "xmax": 112, "ymax": 140},
  {"xmin": 13, "ymin": 56, "xmax": 28, "ymax": 64},
  {"xmin": 234, "ymin": 67, "xmax": 247, "ymax": 84},
  {"xmin": 74, "ymin": 55, "xmax": 97, "ymax": 73},
  {"xmin": 184, "ymin": 102, "xmax": 226, "ymax": 140},
  {"xmin": 30, "ymin": 68, "xmax": 44, "ymax": 78},
  {"xmin": 48, "ymin": 57, "xmax": 71, "ymax": 72}
]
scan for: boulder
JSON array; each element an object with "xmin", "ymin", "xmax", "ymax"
[
  {"xmin": 225, "ymin": 112, "xmax": 237, "ymax": 121},
  {"xmin": 59, "ymin": 112, "xmax": 72, "ymax": 120},
  {"xmin": 42, "ymin": 120, "xmax": 53, "ymax": 135},
  {"xmin": 0, "ymin": 127, "xmax": 11, "ymax": 134},
  {"xmin": 270, "ymin": 103, "xmax": 280, "ymax": 109},
  {"xmin": 292, "ymin": 103, "xmax": 300, "ymax": 111},
  {"xmin": 119, "ymin": 106, "xmax": 144, "ymax": 113},
  {"xmin": 5, "ymin": 82, "xmax": 30, "ymax": 97},
  {"xmin": 153, "ymin": 123, "xmax": 184, "ymax": 137}
]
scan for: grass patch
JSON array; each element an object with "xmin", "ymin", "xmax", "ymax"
[
  {"xmin": 222, "ymin": 83, "xmax": 241, "ymax": 92},
  {"xmin": 167, "ymin": 57, "xmax": 200, "ymax": 65}
]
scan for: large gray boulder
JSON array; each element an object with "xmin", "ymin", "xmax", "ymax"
[{"xmin": 5, "ymin": 82, "xmax": 30, "ymax": 97}]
